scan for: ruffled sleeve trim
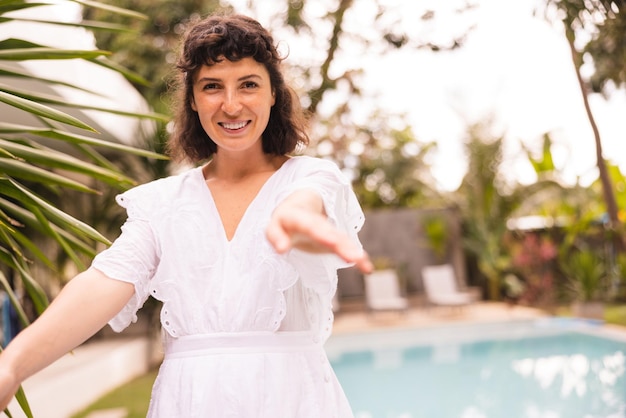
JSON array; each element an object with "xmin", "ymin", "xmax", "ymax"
[
  {"xmin": 278, "ymin": 157, "xmax": 365, "ymax": 290},
  {"xmin": 90, "ymin": 182, "xmax": 162, "ymax": 332}
]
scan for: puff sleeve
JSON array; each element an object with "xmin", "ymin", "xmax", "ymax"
[
  {"xmin": 279, "ymin": 157, "xmax": 365, "ymax": 294},
  {"xmin": 90, "ymin": 186, "xmax": 161, "ymax": 332}
]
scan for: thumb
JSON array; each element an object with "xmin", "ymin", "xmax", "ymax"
[{"xmin": 265, "ymin": 218, "xmax": 292, "ymax": 254}]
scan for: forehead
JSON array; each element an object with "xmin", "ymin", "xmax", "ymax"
[{"xmin": 194, "ymin": 56, "xmax": 270, "ymax": 81}]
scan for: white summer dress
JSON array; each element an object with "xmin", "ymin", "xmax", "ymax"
[{"xmin": 90, "ymin": 156, "xmax": 364, "ymax": 418}]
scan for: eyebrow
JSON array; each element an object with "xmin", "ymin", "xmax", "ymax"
[{"xmin": 195, "ymin": 74, "xmax": 263, "ymax": 83}]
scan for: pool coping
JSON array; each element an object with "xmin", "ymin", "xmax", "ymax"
[{"xmin": 327, "ymin": 305, "xmax": 626, "ymax": 359}]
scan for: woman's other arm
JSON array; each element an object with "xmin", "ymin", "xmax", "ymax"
[{"xmin": 0, "ymin": 268, "xmax": 134, "ymax": 408}]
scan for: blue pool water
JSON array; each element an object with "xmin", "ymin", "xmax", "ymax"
[{"xmin": 327, "ymin": 319, "xmax": 626, "ymax": 418}]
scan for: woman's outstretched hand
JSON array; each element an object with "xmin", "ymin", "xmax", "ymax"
[{"xmin": 266, "ymin": 190, "xmax": 372, "ymax": 274}]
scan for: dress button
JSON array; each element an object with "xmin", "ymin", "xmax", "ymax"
[{"xmin": 312, "ymin": 335, "xmax": 320, "ymax": 344}]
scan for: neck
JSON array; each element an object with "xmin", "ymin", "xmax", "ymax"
[{"xmin": 205, "ymin": 151, "xmax": 287, "ymax": 181}]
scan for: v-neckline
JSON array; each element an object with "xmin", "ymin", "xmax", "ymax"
[{"xmin": 198, "ymin": 157, "xmax": 294, "ymax": 243}]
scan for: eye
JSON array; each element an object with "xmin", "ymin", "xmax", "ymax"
[
  {"xmin": 242, "ymin": 81, "xmax": 258, "ymax": 89},
  {"xmin": 202, "ymin": 82, "xmax": 220, "ymax": 90}
]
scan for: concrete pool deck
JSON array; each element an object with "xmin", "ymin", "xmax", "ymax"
[
  {"xmin": 6, "ymin": 300, "xmax": 625, "ymax": 418},
  {"xmin": 332, "ymin": 298, "xmax": 550, "ymax": 335}
]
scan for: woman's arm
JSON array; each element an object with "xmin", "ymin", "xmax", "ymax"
[
  {"xmin": 0, "ymin": 268, "xmax": 134, "ymax": 408},
  {"xmin": 266, "ymin": 188, "xmax": 373, "ymax": 273}
]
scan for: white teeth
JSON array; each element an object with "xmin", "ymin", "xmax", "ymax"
[{"xmin": 222, "ymin": 121, "xmax": 247, "ymax": 130}]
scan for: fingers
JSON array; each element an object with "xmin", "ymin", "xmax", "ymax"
[
  {"xmin": 265, "ymin": 216, "xmax": 292, "ymax": 254},
  {"xmin": 349, "ymin": 249, "xmax": 374, "ymax": 274},
  {"xmin": 266, "ymin": 209, "xmax": 373, "ymax": 273}
]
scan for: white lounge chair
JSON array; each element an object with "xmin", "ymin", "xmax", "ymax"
[
  {"xmin": 421, "ymin": 264, "xmax": 478, "ymax": 308},
  {"xmin": 364, "ymin": 269, "xmax": 409, "ymax": 312}
]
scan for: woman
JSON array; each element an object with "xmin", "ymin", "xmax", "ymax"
[{"xmin": 0, "ymin": 13, "xmax": 372, "ymax": 417}]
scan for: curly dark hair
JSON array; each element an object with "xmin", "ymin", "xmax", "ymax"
[{"xmin": 167, "ymin": 14, "xmax": 309, "ymax": 163}]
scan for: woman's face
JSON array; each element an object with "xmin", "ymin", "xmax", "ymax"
[{"xmin": 191, "ymin": 57, "xmax": 275, "ymax": 155}]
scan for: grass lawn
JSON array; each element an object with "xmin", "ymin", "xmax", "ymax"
[
  {"xmin": 605, "ymin": 303, "xmax": 626, "ymax": 327},
  {"xmin": 555, "ymin": 303, "xmax": 626, "ymax": 326},
  {"xmin": 70, "ymin": 369, "xmax": 158, "ymax": 418}
]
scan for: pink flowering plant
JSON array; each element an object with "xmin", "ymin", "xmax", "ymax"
[{"xmin": 509, "ymin": 233, "xmax": 558, "ymax": 306}]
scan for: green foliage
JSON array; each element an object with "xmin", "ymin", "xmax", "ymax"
[
  {"xmin": 523, "ymin": 133, "xmax": 556, "ymax": 175},
  {"xmin": 456, "ymin": 127, "xmax": 570, "ymax": 301},
  {"xmin": 457, "ymin": 127, "xmax": 514, "ymax": 299},
  {"xmin": 0, "ymin": 1, "xmax": 167, "ymax": 416},
  {"xmin": 422, "ymin": 214, "xmax": 448, "ymax": 262},
  {"xmin": 70, "ymin": 369, "xmax": 158, "ymax": 418},
  {"xmin": 560, "ymin": 246, "xmax": 607, "ymax": 302},
  {"xmin": 351, "ymin": 126, "xmax": 441, "ymax": 209},
  {"xmin": 548, "ymin": 0, "xmax": 625, "ymax": 92}
]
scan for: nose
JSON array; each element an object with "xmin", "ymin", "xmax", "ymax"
[{"xmin": 221, "ymin": 89, "xmax": 242, "ymax": 115}]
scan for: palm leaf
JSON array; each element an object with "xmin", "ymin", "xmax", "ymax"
[
  {"xmin": 0, "ymin": 267, "xmax": 31, "ymax": 327},
  {"xmin": 71, "ymin": 0, "xmax": 147, "ymax": 20},
  {"xmin": 0, "ymin": 1, "xmax": 48, "ymax": 15},
  {"xmin": 1, "ymin": 17, "xmax": 135, "ymax": 32},
  {"xmin": 0, "ymin": 84, "xmax": 169, "ymax": 122},
  {"xmin": 0, "ymin": 198, "xmax": 99, "ymax": 256},
  {"xmin": 31, "ymin": 205, "xmax": 86, "ymax": 273},
  {"xmin": 90, "ymin": 56, "xmax": 151, "ymax": 86},
  {"xmin": 0, "ymin": 91, "xmax": 96, "ymax": 131},
  {"xmin": 0, "ymin": 177, "xmax": 110, "ymax": 244},
  {"xmin": 0, "ymin": 64, "xmax": 103, "ymax": 95},
  {"xmin": 0, "ymin": 39, "xmax": 151, "ymax": 87},
  {"xmin": 0, "ymin": 47, "xmax": 110, "ymax": 60},
  {"xmin": 0, "ymin": 0, "xmax": 157, "ymax": 414},
  {"xmin": 0, "ymin": 124, "xmax": 167, "ymax": 160},
  {"xmin": 0, "ymin": 138, "xmax": 135, "ymax": 185},
  {"xmin": 0, "ymin": 137, "xmax": 138, "ymax": 186},
  {"xmin": 0, "ymin": 211, "xmax": 56, "ymax": 269},
  {"xmin": 0, "ymin": 158, "xmax": 100, "ymax": 193},
  {"xmin": 13, "ymin": 386, "xmax": 34, "ymax": 418}
]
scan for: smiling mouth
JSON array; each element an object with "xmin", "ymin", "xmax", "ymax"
[{"xmin": 220, "ymin": 121, "xmax": 250, "ymax": 130}]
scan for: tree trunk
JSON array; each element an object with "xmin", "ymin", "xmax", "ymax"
[{"xmin": 565, "ymin": 26, "xmax": 623, "ymax": 252}]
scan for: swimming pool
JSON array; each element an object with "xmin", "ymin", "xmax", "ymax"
[{"xmin": 326, "ymin": 319, "xmax": 626, "ymax": 418}]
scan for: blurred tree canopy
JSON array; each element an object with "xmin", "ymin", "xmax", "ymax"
[
  {"xmin": 558, "ymin": 0, "xmax": 625, "ymax": 93},
  {"xmin": 542, "ymin": 0, "xmax": 625, "ymax": 242}
]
